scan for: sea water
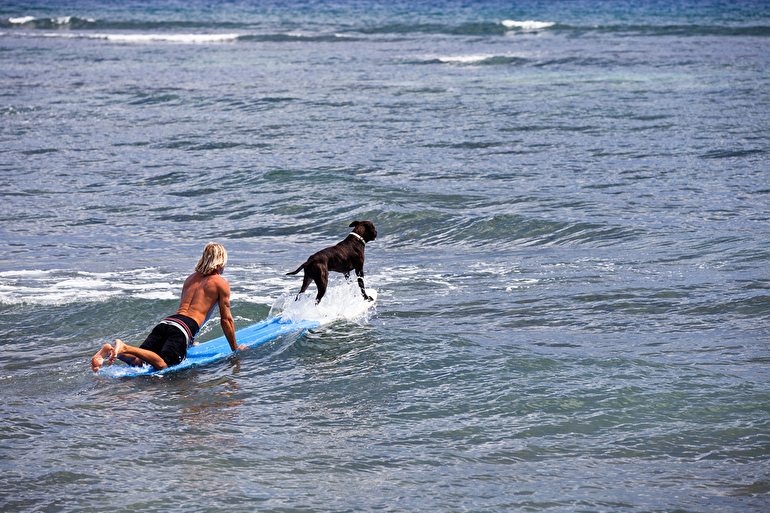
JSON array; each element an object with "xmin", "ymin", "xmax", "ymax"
[{"xmin": 1, "ymin": 1, "xmax": 769, "ymax": 511}]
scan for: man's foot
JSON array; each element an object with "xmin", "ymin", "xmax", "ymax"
[
  {"xmin": 110, "ymin": 339, "xmax": 126, "ymax": 366},
  {"xmin": 91, "ymin": 344, "xmax": 113, "ymax": 372}
]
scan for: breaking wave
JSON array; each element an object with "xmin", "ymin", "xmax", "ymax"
[
  {"xmin": 501, "ymin": 20, "xmax": 556, "ymax": 31},
  {"xmin": 3, "ymin": 14, "xmax": 767, "ymax": 39}
]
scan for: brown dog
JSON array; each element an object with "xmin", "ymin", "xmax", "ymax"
[{"xmin": 287, "ymin": 221, "xmax": 377, "ymax": 303}]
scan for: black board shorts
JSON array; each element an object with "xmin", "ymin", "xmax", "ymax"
[{"xmin": 139, "ymin": 323, "xmax": 188, "ymax": 367}]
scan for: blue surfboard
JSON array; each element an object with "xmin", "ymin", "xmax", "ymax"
[
  {"xmin": 97, "ymin": 287, "xmax": 376, "ymax": 377},
  {"xmin": 97, "ymin": 316, "xmax": 320, "ymax": 377}
]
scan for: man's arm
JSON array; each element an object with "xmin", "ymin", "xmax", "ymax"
[{"xmin": 218, "ymin": 280, "xmax": 246, "ymax": 351}]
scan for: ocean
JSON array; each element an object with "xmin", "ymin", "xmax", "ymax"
[{"xmin": 1, "ymin": 0, "xmax": 769, "ymax": 511}]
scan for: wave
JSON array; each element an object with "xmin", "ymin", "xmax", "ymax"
[
  {"xmin": 362, "ymin": 20, "xmax": 769, "ymax": 37},
  {"xmin": 360, "ymin": 19, "xmax": 769, "ymax": 37},
  {"xmin": 0, "ymin": 269, "xmax": 178, "ymax": 305},
  {"xmin": 2, "ymin": 27, "xmax": 356, "ymax": 44},
  {"xmin": 34, "ymin": 31, "xmax": 242, "ymax": 43},
  {"xmin": 587, "ymin": 23, "xmax": 770, "ymax": 37},
  {"xmin": 1, "ymin": 17, "xmax": 551, "ymax": 36},
  {"xmin": 3, "ymin": 16, "xmax": 243, "ymax": 30},
  {"xmin": 0, "ymin": 265, "xmax": 311, "ymax": 307},
  {"xmin": 5, "ymin": 15, "xmax": 97, "ymax": 29},
  {"xmin": 378, "ymin": 212, "xmax": 640, "ymax": 250},
  {"xmin": 360, "ymin": 20, "xmax": 554, "ymax": 36},
  {"xmin": 3, "ymin": 15, "xmax": 767, "ymax": 39},
  {"xmin": 502, "ymin": 20, "xmax": 556, "ymax": 31},
  {"xmin": 238, "ymin": 33, "xmax": 360, "ymax": 43},
  {"xmin": 9, "ymin": 16, "xmax": 36, "ymax": 24},
  {"xmin": 416, "ymin": 54, "xmax": 529, "ymax": 66}
]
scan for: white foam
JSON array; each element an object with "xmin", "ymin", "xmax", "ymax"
[
  {"xmin": 0, "ymin": 268, "xmax": 178, "ymax": 305},
  {"xmin": 101, "ymin": 33, "xmax": 240, "ymax": 44},
  {"xmin": 31, "ymin": 31, "xmax": 240, "ymax": 44},
  {"xmin": 231, "ymin": 293, "xmax": 276, "ymax": 304},
  {"xmin": 0, "ymin": 269, "xmax": 51, "ymax": 277},
  {"xmin": 269, "ymin": 280, "xmax": 376, "ymax": 325},
  {"xmin": 0, "ymin": 267, "xmax": 380, "ymax": 318},
  {"xmin": 9, "ymin": 16, "xmax": 36, "ymax": 24},
  {"xmin": 505, "ymin": 279, "xmax": 539, "ymax": 291},
  {"xmin": 133, "ymin": 291, "xmax": 178, "ymax": 300},
  {"xmin": 437, "ymin": 54, "xmax": 497, "ymax": 64},
  {"xmin": 502, "ymin": 20, "xmax": 555, "ymax": 31},
  {"xmin": 8, "ymin": 16, "xmax": 95, "ymax": 25}
]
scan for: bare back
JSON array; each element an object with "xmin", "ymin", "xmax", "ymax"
[{"xmin": 176, "ymin": 271, "xmax": 231, "ymax": 327}]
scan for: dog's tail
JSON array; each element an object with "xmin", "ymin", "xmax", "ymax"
[{"xmin": 286, "ymin": 263, "xmax": 305, "ymax": 275}]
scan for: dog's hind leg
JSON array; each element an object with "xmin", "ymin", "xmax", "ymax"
[
  {"xmin": 295, "ymin": 273, "xmax": 313, "ymax": 301},
  {"xmin": 313, "ymin": 268, "xmax": 329, "ymax": 304}
]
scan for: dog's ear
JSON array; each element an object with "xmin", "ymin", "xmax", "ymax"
[{"xmin": 349, "ymin": 221, "xmax": 361, "ymax": 228}]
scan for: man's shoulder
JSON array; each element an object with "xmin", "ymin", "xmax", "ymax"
[
  {"xmin": 185, "ymin": 271, "xmax": 228, "ymax": 287},
  {"xmin": 204, "ymin": 272, "xmax": 229, "ymax": 291}
]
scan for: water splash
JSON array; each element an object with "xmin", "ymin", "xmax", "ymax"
[
  {"xmin": 270, "ymin": 280, "xmax": 377, "ymax": 326},
  {"xmin": 501, "ymin": 20, "xmax": 556, "ymax": 31}
]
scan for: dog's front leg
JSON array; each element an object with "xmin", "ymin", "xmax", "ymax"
[{"xmin": 355, "ymin": 269, "xmax": 373, "ymax": 301}]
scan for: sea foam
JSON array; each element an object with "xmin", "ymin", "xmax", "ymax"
[
  {"xmin": 0, "ymin": 269, "xmax": 178, "ymax": 305},
  {"xmin": 501, "ymin": 20, "xmax": 555, "ymax": 30},
  {"xmin": 60, "ymin": 32, "xmax": 240, "ymax": 44},
  {"xmin": 430, "ymin": 53, "xmax": 524, "ymax": 65},
  {"xmin": 9, "ymin": 16, "xmax": 37, "ymax": 24},
  {"xmin": 269, "ymin": 279, "xmax": 376, "ymax": 325},
  {"xmin": 98, "ymin": 33, "xmax": 240, "ymax": 44},
  {"xmin": 16, "ymin": 30, "xmax": 240, "ymax": 44},
  {"xmin": 8, "ymin": 16, "xmax": 96, "ymax": 25},
  {"xmin": 437, "ymin": 54, "xmax": 497, "ymax": 64}
]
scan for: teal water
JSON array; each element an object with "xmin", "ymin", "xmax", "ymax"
[{"xmin": 1, "ymin": 1, "xmax": 769, "ymax": 511}]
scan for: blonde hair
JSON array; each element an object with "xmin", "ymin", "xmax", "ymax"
[{"xmin": 195, "ymin": 243, "xmax": 227, "ymax": 275}]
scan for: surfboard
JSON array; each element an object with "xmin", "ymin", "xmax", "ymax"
[{"xmin": 97, "ymin": 287, "xmax": 377, "ymax": 377}]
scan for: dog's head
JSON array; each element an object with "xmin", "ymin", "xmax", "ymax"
[{"xmin": 350, "ymin": 221, "xmax": 377, "ymax": 243}]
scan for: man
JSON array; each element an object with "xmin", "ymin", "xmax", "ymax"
[{"xmin": 91, "ymin": 243, "xmax": 246, "ymax": 372}]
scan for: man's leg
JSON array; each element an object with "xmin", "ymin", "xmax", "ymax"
[
  {"xmin": 112, "ymin": 339, "xmax": 168, "ymax": 371},
  {"xmin": 116, "ymin": 354, "xmax": 146, "ymax": 367}
]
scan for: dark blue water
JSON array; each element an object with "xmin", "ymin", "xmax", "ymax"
[{"xmin": 1, "ymin": 1, "xmax": 769, "ymax": 511}]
